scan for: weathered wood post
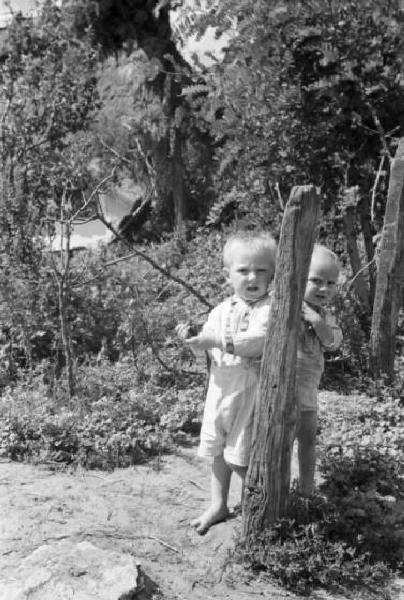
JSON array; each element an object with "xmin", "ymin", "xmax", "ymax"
[
  {"xmin": 370, "ymin": 138, "xmax": 404, "ymax": 382},
  {"xmin": 243, "ymin": 185, "xmax": 321, "ymax": 538},
  {"xmin": 342, "ymin": 187, "xmax": 370, "ymax": 314}
]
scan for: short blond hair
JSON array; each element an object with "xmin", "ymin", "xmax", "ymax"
[
  {"xmin": 223, "ymin": 231, "xmax": 277, "ymax": 268},
  {"xmin": 311, "ymin": 244, "xmax": 340, "ymax": 271}
]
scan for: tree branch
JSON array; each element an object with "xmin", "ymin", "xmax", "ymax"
[
  {"xmin": 345, "ymin": 257, "xmax": 376, "ymax": 292},
  {"xmin": 96, "ymin": 202, "xmax": 213, "ymax": 308},
  {"xmin": 98, "ymin": 137, "xmax": 133, "ymax": 167},
  {"xmin": 70, "ymin": 168, "xmax": 117, "ymax": 224},
  {"xmin": 71, "ymin": 252, "xmax": 139, "ymax": 288},
  {"xmin": 366, "ymin": 102, "xmax": 393, "ymax": 161},
  {"xmin": 370, "ymin": 153, "xmax": 386, "ymax": 223}
]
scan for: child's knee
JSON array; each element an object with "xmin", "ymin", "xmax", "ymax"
[{"xmin": 225, "ymin": 460, "xmax": 247, "ymax": 478}]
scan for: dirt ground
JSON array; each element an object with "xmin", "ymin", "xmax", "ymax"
[
  {"xmin": 0, "ymin": 432, "xmax": 403, "ymax": 599},
  {"xmin": 0, "ymin": 443, "xmax": 322, "ymax": 600}
]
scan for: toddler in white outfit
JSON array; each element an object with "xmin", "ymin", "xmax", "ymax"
[
  {"xmin": 176, "ymin": 231, "xmax": 277, "ymax": 534},
  {"xmin": 296, "ymin": 244, "xmax": 342, "ymax": 495}
]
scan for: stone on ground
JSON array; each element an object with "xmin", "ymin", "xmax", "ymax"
[{"xmin": 0, "ymin": 540, "xmax": 142, "ymax": 600}]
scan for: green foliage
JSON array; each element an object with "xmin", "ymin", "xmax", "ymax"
[
  {"xmin": 0, "ymin": 226, "xmax": 220, "ymax": 384},
  {"xmin": 321, "ymin": 289, "xmax": 370, "ymax": 390},
  {"xmin": 0, "ymin": 1, "xmax": 101, "ymax": 391},
  {"xmin": 237, "ymin": 499, "xmax": 390, "ymax": 596},
  {"xmin": 236, "ymin": 392, "xmax": 404, "ymax": 596},
  {"xmin": 95, "ymin": 45, "xmax": 216, "ymax": 231},
  {"xmin": 69, "ymin": 0, "xmax": 179, "ymax": 59},
  {"xmin": 0, "ymin": 359, "xmax": 205, "ymax": 470},
  {"xmin": 317, "ymin": 394, "xmax": 404, "ymax": 572},
  {"xmin": 318, "ymin": 391, "xmax": 404, "ymax": 463},
  {"xmin": 0, "ymin": 2, "xmax": 98, "ymax": 210},
  {"xmin": 189, "ymin": 0, "xmax": 404, "ymax": 193},
  {"xmin": 71, "ymin": 0, "xmax": 217, "ymax": 231},
  {"xmin": 0, "ymin": 227, "xmax": 233, "ymax": 468}
]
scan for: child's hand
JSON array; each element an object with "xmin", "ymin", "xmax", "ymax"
[
  {"xmin": 184, "ymin": 330, "xmax": 220, "ymax": 351},
  {"xmin": 302, "ymin": 302, "xmax": 323, "ymax": 327},
  {"xmin": 175, "ymin": 322, "xmax": 200, "ymax": 339},
  {"xmin": 302, "ymin": 302, "xmax": 334, "ymax": 346},
  {"xmin": 175, "ymin": 322, "xmax": 191, "ymax": 340}
]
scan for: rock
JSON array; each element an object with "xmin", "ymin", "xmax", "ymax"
[{"xmin": 0, "ymin": 540, "xmax": 142, "ymax": 600}]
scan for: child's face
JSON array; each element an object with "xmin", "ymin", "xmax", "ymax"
[
  {"xmin": 304, "ymin": 255, "xmax": 339, "ymax": 307},
  {"xmin": 224, "ymin": 244, "xmax": 275, "ymax": 302}
]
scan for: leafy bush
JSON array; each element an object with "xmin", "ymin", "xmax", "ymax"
[
  {"xmin": 318, "ymin": 392, "xmax": 404, "ymax": 570},
  {"xmin": 236, "ymin": 392, "xmax": 404, "ymax": 596},
  {"xmin": 322, "ymin": 289, "xmax": 370, "ymax": 391},
  {"xmin": 237, "ymin": 491, "xmax": 390, "ymax": 596},
  {"xmin": 318, "ymin": 393, "xmax": 403, "ymax": 465},
  {"xmin": 0, "ymin": 359, "xmax": 205, "ymax": 470}
]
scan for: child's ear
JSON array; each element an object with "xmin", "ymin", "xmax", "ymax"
[{"xmin": 223, "ymin": 267, "xmax": 230, "ymax": 282}]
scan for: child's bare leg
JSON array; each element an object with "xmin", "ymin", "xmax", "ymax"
[
  {"xmin": 227, "ymin": 462, "xmax": 247, "ymax": 512},
  {"xmin": 297, "ymin": 410, "xmax": 317, "ymax": 496},
  {"xmin": 191, "ymin": 454, "xmax": 231, "ymax": 534}
]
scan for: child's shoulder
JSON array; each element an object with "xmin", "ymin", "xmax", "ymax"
[
  {"xmin": 208, "ymin": 295, "xmax": 234, "ymax": 315},
  {"xmin": 218, "ymin": 295, "xmax": 237, "ymax": 306}
]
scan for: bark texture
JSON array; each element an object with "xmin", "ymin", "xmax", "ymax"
[
  {"xmin": 243, "ymin": 185, "xmax": 320, "ymax": 539},
  {"xmin": 370, "ymin": 138, "xmax": 404, "ymax": 381},
  {"xmin": 342, "ymin": 187, "xmax": 370, "ymax": 313}
]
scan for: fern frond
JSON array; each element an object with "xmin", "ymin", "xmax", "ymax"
[
  {"xmin": 205, "ymin": 191, "xmax": 242, "ymax": 226},
  {"xmin": 181, "ymin": 84, "xmax": 210, "ymax": 97}
]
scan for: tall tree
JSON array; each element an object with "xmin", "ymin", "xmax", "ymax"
[
  {"xmin": 370, "ymin": 138, "xmax": 404, "ymax": 381},
  {"xmin": 69, "ymin": 0, "xmax": 207, "ymax": 230},
  {"xmin": 0, "ymin": 1, "xmax": 99, "ymax": 387}
]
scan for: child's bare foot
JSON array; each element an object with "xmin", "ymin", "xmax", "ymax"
[{"xmin": 190, "ymin": 505, "xmax": 229, "ymax": 535}]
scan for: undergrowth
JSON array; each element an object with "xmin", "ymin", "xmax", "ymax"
[
  {"xmin": 236, "ymin": 392, "xmax": 404, "ymax": 597},
  {"xmin": 0, "ymin": 359, "xmax": 204, "ymax": 470}
]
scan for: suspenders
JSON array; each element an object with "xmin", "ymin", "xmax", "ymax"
[{"xmin": 224, "ymin": 296, "xmax": 258, "ymax": 354}]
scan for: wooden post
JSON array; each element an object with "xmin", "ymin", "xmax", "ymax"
[
  {"xmin": 342, "ymin": 187, "xmax": 370, "ymax": 314},
  {"xmin": 370, "ymin": 138, "xmax": 404, "ymax": 382},
  {"xmin": 242, "ymin": 185, "xmax": 320, "ymax": 538}
]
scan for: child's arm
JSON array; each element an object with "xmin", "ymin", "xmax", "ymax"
[
  {"xmin": 184, "ymin": 330, "xmax": 222, "ymax": 352},
  {"xmin": 176, "ymin": 306, "xmax": 222, "ymax": 352},
  {"xmin": 175, "ymin": 323, "xmax": 218, "ymax": 354},
  {"xmin": 223, "ymin": 302, "xmax": 270, "ymax": 358},
  {"xmin": 302, "ymin": 303, "xmax": 342, "ymax": 350},
  {"xmin": 178, "ymin": 300, "xmax": 271, "ymax": 357},
  {"xmin": 229, "ymin": 327, "xmax": 267, "ymax": 357}
]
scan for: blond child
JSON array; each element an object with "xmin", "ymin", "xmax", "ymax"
[
  {"xmin": 176, "ymin": 231, "xmax": 277, "ymax": 534},
  {"xmin": 296, "ymin": 244, "xmax": 343, "ymax": 495}
]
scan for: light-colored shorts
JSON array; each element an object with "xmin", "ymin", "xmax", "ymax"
[{"xmin": 198, "ymin": 364, "xmax": 258, "ymax": 467}]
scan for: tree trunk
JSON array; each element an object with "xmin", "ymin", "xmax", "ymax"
[
  {"xmin": 342, "ymin": 187, "xmax": 370, "ymax": 313},
  {"xmin": 58, "ymin": 280, "xmax": 74, "ymax": 400},
  {"xmin": 152, "ymin": 80, "xmax": 188, "ymax": 230},
  {"xmin": 369, "ymin": 138, "xmax": 404, "ymax": 382},
  {"xmin": 172, "ymin": 127, "xmax": 186, "ymax": 229},
  {"xmin": 242, "ymin": 185, "xmax": 320, "ymax": 539},
  {"xmin": 358, "ymin": 196, "xmax": 376, "ymax": 306}
]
